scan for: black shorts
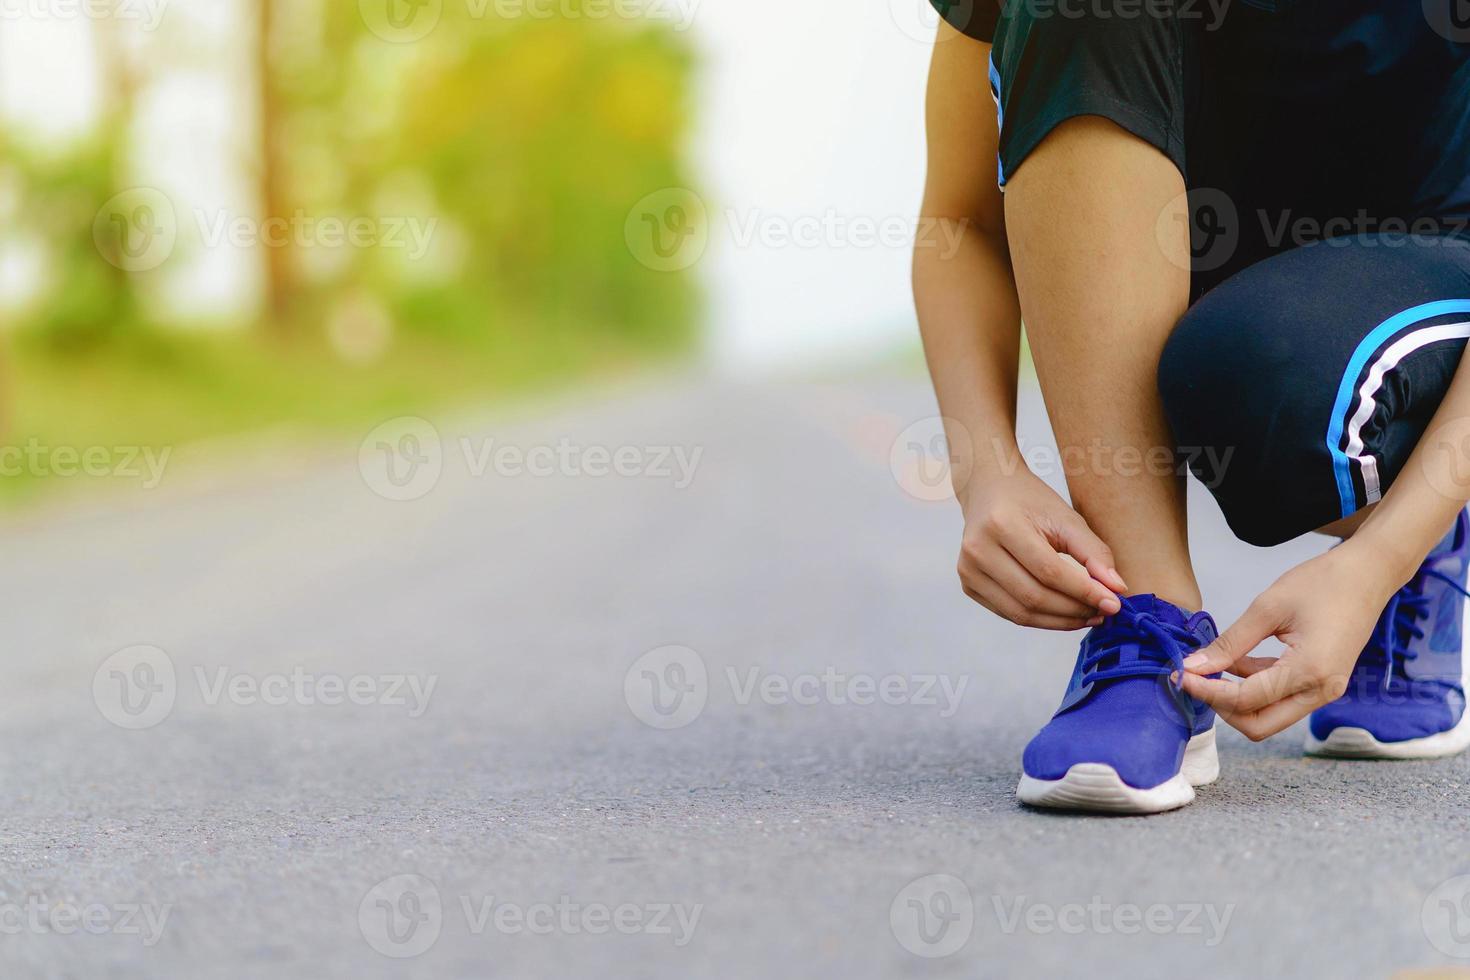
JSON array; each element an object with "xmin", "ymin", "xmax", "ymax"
[{"xmin": 929, "ymin": 0, "xmax": 1470, "ymax": 545}]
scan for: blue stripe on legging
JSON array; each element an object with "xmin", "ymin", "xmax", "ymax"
[
  {"xmin": 1327, "ymin": 299, "xmax": 1470, "ymax": 517},
  {"xmin": 989, "ymin": 52, "xmax": 1004, "ymax": 188}
]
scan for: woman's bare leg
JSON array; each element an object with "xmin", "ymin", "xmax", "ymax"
[{"xmin": 1003, "ymin": 116, "xmax": 1200, "ymax": 610}]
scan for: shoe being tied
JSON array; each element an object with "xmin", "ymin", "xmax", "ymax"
[{"xmin": 1018, "ymin": 594, "xmax": 1220, "ymax": 815}]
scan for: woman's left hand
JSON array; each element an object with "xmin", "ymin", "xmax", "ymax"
[{"xmin": 1178, "ymin": 542, "xmax": 1405, "ymax": 741}]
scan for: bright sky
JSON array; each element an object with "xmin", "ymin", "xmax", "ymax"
[{"xmin": 691, "ymin": 0, "xmax": 934, "ymax": 370}]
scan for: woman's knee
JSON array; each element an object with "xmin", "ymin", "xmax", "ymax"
[
  {"xmin": 1158, "ymin": 296, "xmax": 1321, "ymax": 546},
  {"xmin": 1161, "ymin": 299, "xmax": 1256, "ymax": 437}
]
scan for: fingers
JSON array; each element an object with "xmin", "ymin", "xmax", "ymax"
[
  {"xmin": 969, "ymin": 544, "xmax": 1102, "ymax": 619},
  {"xmin": 961, "ymin": 580, "xmax": 1100, "ymax": 631},
  {"xmin": 1223, "ymin": 655, "xmax": 1277, "ymax": 679},
  {"xmin": 1180, "ymin": 658, "xmax": 1316, "ymax": 715},
  {"xmin": 957, "ymin": 504, "xmax": 1124, "ymax": 630},
  {"xmin": 1052, "ymin": 518, "xmax": 1128, "ymax": 594},
  {"xmin": 1172, "ymin": 654, "xmax": 1273, "ymax": 688},
  {"xmin": 1211, "ymin": 696, "xmax": 1317, "ymax": 743},
  {"xmin": 1180, "ymin": 654, "xmax": 1350, "ymax": 741},
  {"xmin": 997, "ymin": 521, "xmax": 1122, "ymax": 616},
  {"xmin": 1181, "ymin": 598, "xmax": 1282, "ymax": 675}
]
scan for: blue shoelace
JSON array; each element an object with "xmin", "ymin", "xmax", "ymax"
[
  {"xmin": 1372, "ymin": 568, "xmax": 1470, "ymax": 690},
  {"xmin": 1079, "ymin": 607, "xmax": 1200, "ymax": 686}
]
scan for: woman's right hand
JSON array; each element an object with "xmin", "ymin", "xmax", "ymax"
[{"xmin": 957, "ymin": 469, "xmax": 1127, "ymax": 630}]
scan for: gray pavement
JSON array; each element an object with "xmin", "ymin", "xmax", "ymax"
[{"xmin": 3, "ymin": 368, "xmax": 1469, "ymax": 978}]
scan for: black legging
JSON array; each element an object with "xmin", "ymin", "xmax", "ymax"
[{"xmin": 1159, "ymin": 234, "xmax": 1470, "ymax": 546}]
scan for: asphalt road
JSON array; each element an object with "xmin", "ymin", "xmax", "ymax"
[{"xmin": 4, "ymin": 369, "xmax": 1470, "ymax": 979}]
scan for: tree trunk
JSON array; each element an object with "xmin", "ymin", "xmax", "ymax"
[{"xmin": 257, "ymin": 0, "xmax": 292, "ymax": 336}]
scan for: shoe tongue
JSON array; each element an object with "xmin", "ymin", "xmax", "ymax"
[{"xmin": 1117, "ymin": 593, "xmax": 1190, "ymax": 628}]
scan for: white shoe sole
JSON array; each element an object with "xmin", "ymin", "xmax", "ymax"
[
  {"xmin": 1303, "ymin": 706, "xmax": 1470, "ymax": 759},
  {"xmin": 1304, "ymin": 591, "xmax": 1470, "ymax": 761},
  {"xmin": 1016, "ymin": 728, "xmax": 1218, "ymax": 815}
]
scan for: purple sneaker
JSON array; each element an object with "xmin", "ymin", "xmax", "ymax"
[
  {"xmin": 1305, "ymin": 509, "xmax": 1470, "ymax": 759},
  {"xmin": 1018, "ymin": 594, "xmax": 1220, "ymax": 814}
]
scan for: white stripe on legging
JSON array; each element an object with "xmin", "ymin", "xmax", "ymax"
[{"xmin": 1343, "ymin": 320, "xmax": 1470, "ymax": 504}]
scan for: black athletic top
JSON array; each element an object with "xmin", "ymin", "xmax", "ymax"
[
  {"xmin": 929, "ymin": 0, "xmax": 1470, "ymax": 292},
  {"xmin": 929, "ymin": 0, "xmax": 999, "ymax": 42}
]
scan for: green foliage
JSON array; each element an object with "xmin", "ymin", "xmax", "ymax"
[
  {"xmin": 277, "ymin": 2, "xmax": 700, "ymax": 349},
  {"xmin": 0, "ymin": 6, "xmax": 700, "ymax": 500},
  {"xmin": 4, "ymin": 128, "xmax": 147, "ymax": 351},
  {"xmin": 7, "ymin": 4, "xmax": 699, "ymax": 354}
]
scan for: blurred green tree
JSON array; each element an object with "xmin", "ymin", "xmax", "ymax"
[
  {"xmin": 257, "ymin": 0, "xmax": 295, "ymax": 334},
  {"xmin": 0, "ymin": 1, "xmax": 701, "ymax": 500},
  {"xmin": 267, "ymin": 0, "xmax": 701, "ymax": 360},
  {"xmin": 6, "ymin": 1, "xmax": 150, "ymax": 354}
]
